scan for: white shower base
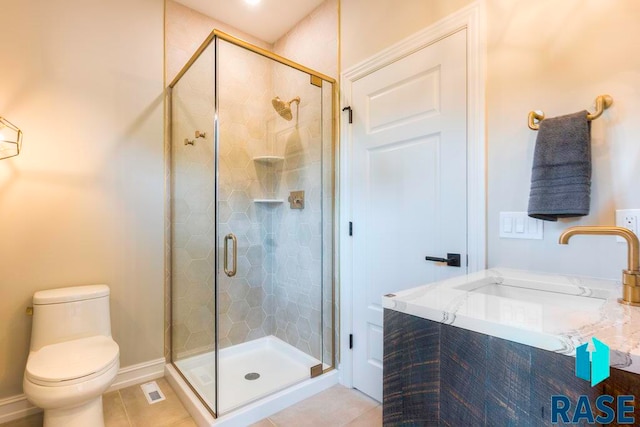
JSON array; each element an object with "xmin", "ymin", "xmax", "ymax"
[{"xmin": 174, "ymin": 335, "xmax": 328, "ymax": 415}]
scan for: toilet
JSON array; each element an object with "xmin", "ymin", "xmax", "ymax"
[{"xmin": 23, "ymin": 285, "xmax": 120, "ymax": 427}]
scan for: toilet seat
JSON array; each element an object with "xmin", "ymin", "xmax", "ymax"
[{"xmin": 26, "ymin": 336, "xmax": 119, "ymax": 387}]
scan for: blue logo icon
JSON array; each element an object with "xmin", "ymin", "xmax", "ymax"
[{"xmin": 575, "ymin": 337, "xmax": 610, "ymax": 386}]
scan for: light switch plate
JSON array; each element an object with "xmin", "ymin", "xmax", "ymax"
[{"xmin": 500, "ymin": 212, "xmax": 543, "ymax": 240}]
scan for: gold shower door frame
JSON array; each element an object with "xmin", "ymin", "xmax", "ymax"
[{"xmin": 168, "ymin": 29, "xmax": 337, "ymax": 419}]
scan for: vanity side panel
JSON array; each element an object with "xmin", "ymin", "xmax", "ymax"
[
  {"xmin": 484, "ymin": 335, "xmax": 534, "ymax": 426},
  {"xmin": 403, "ymin": 313, "xmax": 441, "ymax": 424},
  {"xmin": 383, "ymin": 310, "xmax": 640, "ymax": 425},
  {"xmin": 529, "ymin": 342, "xmax": 601, "ymax": 426},
  {"xmin": 599, "ymin": 365, "xmax": 640, "ymax": 426},
  {"xmin": 383, "ymin": 309, "xmax": 440, "ymax": 425},
  {"xmin": 383, "ymin": 309, "xmax": 406, "ymax": 424},
  {"xmin": 440, "ymin": 324, "xmax": 487, "ymax": 426}
]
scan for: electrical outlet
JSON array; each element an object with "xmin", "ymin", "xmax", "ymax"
[{"xmin": 615, "ymin": 209, "xmax": 640, "ymax": 242}]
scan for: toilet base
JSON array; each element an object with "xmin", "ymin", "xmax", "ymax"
[{"xmin": 43, "ymin": 395, "xmax": 104, "ymax": 427}]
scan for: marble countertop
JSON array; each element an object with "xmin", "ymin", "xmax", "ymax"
[{"xmin": 382, "ymin": 268, "xmax": 640, "ymax": 375}]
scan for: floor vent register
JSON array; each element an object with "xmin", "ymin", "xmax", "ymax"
[{"xmin": 140, "ymin": 381, "xmax": 167, "ymax": 405}]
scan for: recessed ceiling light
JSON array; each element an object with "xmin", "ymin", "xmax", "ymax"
[{"xmin": 244, "ymin": 0, "xmax": 261, "ymax": 5}]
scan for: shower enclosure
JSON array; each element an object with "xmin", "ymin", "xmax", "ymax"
[{"xmin": 168, "ymin": 30, "xmax": 335, "ymax": 417}]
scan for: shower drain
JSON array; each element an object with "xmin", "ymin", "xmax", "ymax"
[{"xmin": 244, "ymin": 372, "xmax": 260, "ymax": 381}]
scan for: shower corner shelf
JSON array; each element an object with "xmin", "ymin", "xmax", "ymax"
[
  {"xmin": 253, "ymin": 156, "xmax": 284, "ymax": 164},
  {"xmin": 253, "ymin": 199, "xmax": 284, "ymax": 204}
]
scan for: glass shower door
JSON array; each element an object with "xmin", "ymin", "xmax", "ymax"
[
  {"xmin": 170, "ymin": 30, "xmax": 335, "ymax": 419},
  {"xmin": 216, "ymin": 37, "xmax": 327, "ymax": 414},
  {"xmin": 170, "ymin": 41, "xmax": 217, "ymax": 416}
]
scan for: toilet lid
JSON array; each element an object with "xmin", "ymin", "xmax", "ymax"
[{"xmin": 26, "ymin": 336, "xmax": 119, "ymax": 384}]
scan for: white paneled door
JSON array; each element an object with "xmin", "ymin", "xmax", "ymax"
[{"xmin": 351, "ymin": 29, "xmax": 468, "ymax": 401}]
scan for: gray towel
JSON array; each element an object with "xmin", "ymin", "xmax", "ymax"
[{"xmin": 527, "ymin": 110, "xmax": 591, "ymax": 222}]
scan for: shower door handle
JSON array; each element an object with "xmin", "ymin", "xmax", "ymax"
[{"xmin": 224, "ymin": 233, "xmax": 237, "ymax": 277}]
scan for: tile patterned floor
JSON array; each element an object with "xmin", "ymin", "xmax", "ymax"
[
  {"xmin": 1, "ymin": 382, "xmax": 380, "ymax": 427},
  {"xmin": 1, "ymin": 378, "xmax": 195, "ymax": 427},
  {"xmin": 252, "ymin": 385, "xmax": 381, "ymax": 427}
]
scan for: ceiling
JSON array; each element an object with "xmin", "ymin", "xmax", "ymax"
[{"xmin": 174, "ymin": 0, "xmax": 326, "ymax": 44}]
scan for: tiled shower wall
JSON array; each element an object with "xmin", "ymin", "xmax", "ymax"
[
  {"xmin": 272, "ymin": 0, "xmax": 338, "ymax": 364},
  {"xmin": 217, "ymin": 40, "xmax": 273, "ymax": 349},
  {"xmin": 270, "ymin": 67, "xmax": 324, "ymax": 358},
  {"xmin": 170, "ymin": 39, "xmax": 274, "ymax": 357},
  {"xmin": 166, "ymin": 0, "xmax": 337, "ymax": 363}
]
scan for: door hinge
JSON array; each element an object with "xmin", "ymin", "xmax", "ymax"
[
  {"xmin": 349, "ymin": 334, "xmax": 353, "ymax": 349},
  {"xmin": 349, "ymin": 221, "xmax": 353, "ymax": 236},
  {"xmin": 310, "ymin": 75, "xmax": 323, "ymax": 88},
  {"xmin": 342, "ymin": 106, "xmax": 353, "ymax": 124}
]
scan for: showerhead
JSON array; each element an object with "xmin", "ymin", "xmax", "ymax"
[{"xmin": 271, "ymin": 96, "xmax": 300, "ymax": 121}]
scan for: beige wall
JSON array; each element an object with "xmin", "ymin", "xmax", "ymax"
[
  {"xmin": 0, "ymin": 0, "xmax": 165, "ymax": 399},
  {"xmin": 340, "ymin": 0, "xmax": 474, "ymax": 69},
  {"xmin": 486, "ymin": 0, "xmax": 640, "ymax": 279},
  {"xmin": 341, "ymin": 0, "xmax": 640, "ymax": 280},
  {"xmin": 275, "ymin": 0, "xmax": 338, "ymax": 78},
  {"xmin": 165, "ymin": 0, "xmax": 270, "ymax": 84}
]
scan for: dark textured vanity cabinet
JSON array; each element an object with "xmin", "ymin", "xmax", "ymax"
[{"xmin": 383, "ymin": 309, "xmax": 640, "ymax": 426}]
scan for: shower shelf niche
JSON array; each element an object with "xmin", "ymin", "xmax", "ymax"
[
  {"xmin": 253, "ymin": 199, "xmax": 284, "ymax": 204},
  {"xmin": 253, "ymin": 156, "xmax": 284, "ymax": 164},
  {"xmin": 253, "ymin": 157, "xmax": 284, "ymax": 204}
]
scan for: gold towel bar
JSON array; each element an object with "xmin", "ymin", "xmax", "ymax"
[{"xmin": 528, "ymin": 94, "xmax": 613, "ymax": 130}]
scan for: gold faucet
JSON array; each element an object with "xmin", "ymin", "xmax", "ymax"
[{"xmin": 559, "ymin": 226, "xmax": 640, "ymax": 306}]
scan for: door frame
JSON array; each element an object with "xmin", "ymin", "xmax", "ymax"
[{"xmin": 338, "ymin": 2, "xmax": 486, "ymax": 389}]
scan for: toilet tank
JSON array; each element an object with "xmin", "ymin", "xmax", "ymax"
[{"xmin": 30, "ymin": 285, "xmax": 112, "ymax": 351}]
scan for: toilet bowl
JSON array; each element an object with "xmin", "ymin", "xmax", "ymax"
[{"xmin": 23, "ymin": 285, "xmax": 120, "ymax": 427}]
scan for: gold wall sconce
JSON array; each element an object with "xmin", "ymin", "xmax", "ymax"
[{"xmin": 0, "ymin": 116, "xmax": 23, "ymax": 160}]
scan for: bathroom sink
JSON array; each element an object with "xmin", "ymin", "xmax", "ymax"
[
  {"xmin": 383, "ymin": 268, "xmax": 631, "ymax": 359},
  {"xmin": 446, "ymin": 276, "xmax": 609, "ymax": 333},
  {"xmin": 458, "ymin": 281, "xmax": 606, "ymax": 311}
]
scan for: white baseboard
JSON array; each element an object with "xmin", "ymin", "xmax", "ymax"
[
  {"xmin": 107, "ymin": 357, "xmax": 166, "ymax": 392},
  {"xmin": 0, "ymin": 357, "xmax": 166, "ymax": 424},
  {"xmin": 0, "ymin": 394, "xmax": 42, "ymax": 425}
]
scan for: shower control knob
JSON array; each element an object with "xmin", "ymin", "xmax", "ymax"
[{"xmin": 288, "ymin": 191, "xmax": 305, "ymax": 209}]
